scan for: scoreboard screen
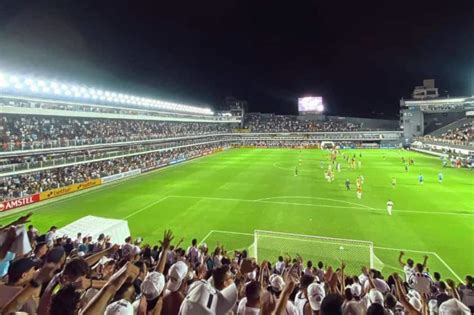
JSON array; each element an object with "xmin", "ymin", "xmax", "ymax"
[{"xmin": 298, "ymin": 96, "xmax": 324, "ymax": 113}]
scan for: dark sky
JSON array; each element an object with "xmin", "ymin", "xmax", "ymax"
[{"xmin": 0, "ymin": 0, "xmax": 473, "ymax": 118}]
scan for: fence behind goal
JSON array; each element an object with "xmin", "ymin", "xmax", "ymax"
[{"xmin": 249, "ymin": 230, "xmax": 384, "ymax": 275}]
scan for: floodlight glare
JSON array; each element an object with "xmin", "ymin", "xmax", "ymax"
[{"xmin": 0, "ymin": 70, "xmax": 214, "ymax": 115}]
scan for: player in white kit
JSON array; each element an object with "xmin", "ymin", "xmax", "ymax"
[{"xmin": 386, "ymin": 199, "xmax": 394, "ymax": 215}]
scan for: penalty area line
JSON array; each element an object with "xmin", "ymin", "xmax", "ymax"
[
  {"xmin": 167, "ymin": 195, "xmax": 472, "ymax": 216},
  {"xmin": 433, "ymin": 252, "xmax": 463, "ymax": 283},
  {"xmin": 122, "ymin": 196, "xmax": 169, "ymax": 219}
]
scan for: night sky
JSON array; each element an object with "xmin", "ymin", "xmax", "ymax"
[{"xmin": 0, "ymin": 0, "xmax": 473, "ymax": 118}]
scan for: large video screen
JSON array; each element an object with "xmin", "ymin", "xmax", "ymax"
[{"xmin": 298, "ymin": 97, "xmax": 324, "ymax": 113}]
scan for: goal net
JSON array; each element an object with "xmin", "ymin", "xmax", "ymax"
[
  {"xmin": 321, "ymin": 141, "xmax": 335, "ymax": 149},
  {"xmin": 249, "ymin": 230, "xmax": 384, "ymax": 275}
]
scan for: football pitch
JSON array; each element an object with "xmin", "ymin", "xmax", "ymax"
[{"xmin": 1, "ymin": 148, "xmax": 473, "ymax": 280}]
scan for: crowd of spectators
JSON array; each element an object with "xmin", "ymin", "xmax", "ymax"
[
  {"xmin": 1, "ymin": 115, "xmax": 234, "ymax": 151},
  {"xmin": 0, "ymin": 212, "xmax": 472, "ymax": 315},
  {"xmin": 1, "ymin": 143, "xmax": 227, "ymax": 201},
  {"xmin": 0, "ymin": 137, "xmax": 230, "ymax": 174},
  {"xmin": 243, "ymin": 114, "xmax": 366, "ymax": 133},
  {"xmin": 422, "ymin": 122, "xmax": 473, "ymax": 147}
]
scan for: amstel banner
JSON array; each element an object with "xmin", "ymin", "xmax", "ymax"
[{"xmin": 0, "ymin": 194, "xmax": 40, "ymax": 212}]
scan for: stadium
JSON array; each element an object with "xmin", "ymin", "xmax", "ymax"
[{"xmin": 0, "ymin": 4, "xmax": 473, "ymax": 315}]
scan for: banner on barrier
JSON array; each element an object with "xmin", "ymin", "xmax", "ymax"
[
  {"xmin": 0, "ymin": 194, "xmax": 40, "ymax": 212},
  {"xmin": 40, "ymin": 178, "xmax": 101, "ymax": 200},
  {"xmin": 101, "ymin": 169, "xmax": 141, "ymax": 184}
]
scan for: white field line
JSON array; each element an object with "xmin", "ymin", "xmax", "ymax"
[
  {"xmin": 0, "ymin": 152, "xmax": 221, "ymax": 220},
  {"xmin": 382, "ymin": 264, "xmax": 404, "ymax": 272},
  {"xmin": 122, "ymin": 196, "xmax": 169, "ymax": 219},
  {"xmin": 199, "ymin": 230, "xmax": 215, "ymax": 244},
  {"xmin": 432, "ymin": 252, "xmax": 463, "ymax": 283},
  {"xmin": 168, "ymin": 195, "xmax": 473, "ymax": 216},
  {"xmin": 200, "ymin": 229, "xmax": 461, "ymax": 280},
  {"xmin": 373, "ymin": 245, "xmax": 435, "ymax": 254},
  {"xmin": 256, "ymin": 196, "xmax": 375, "ymax": 210}
]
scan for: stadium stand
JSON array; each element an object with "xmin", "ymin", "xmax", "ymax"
[
  {"xmin": 1, "ymin": 79, "xmax": 472, "ymax": 314},
  {"xmin": 0, "ymin": 213, "xmax": 472, "ymax": 314}
]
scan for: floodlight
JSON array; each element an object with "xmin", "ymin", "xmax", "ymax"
[
  {"xmin": 14, "ymin": 83, "xmax": 23, "ymax": 89},
  {"xmin": 38, "ymin": 80, "xmax": 46, "ymax": 87}
]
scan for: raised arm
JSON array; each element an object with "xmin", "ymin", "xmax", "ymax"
[
  {"xmin": 339, "ymin": 261, "xmax": 346, "ymax": 295},
  {"xmin": 84, "ymin": 244, "xmax": 119, "ymax": 266},
  {"xmin": 398, "ymin": 251, "xmax": 406, "ymax": 267},
  {"xmin": 274, "ymin": 276, "xmax": 296, "ymax": 315},
  {"xmin": 80, "ymin": 262, "xmax": 139, "ymax": 315},
  {"xmin": 445, "ymin": 279, "xmax": 461, "ymax": 300},
  {"xmin": 2, "ymin": 263, "xmax": 59, "ymax": 315},
  {"xmin": 422, "ymin": 255, "xmax": 428, "ymax": 268},
  {"xmin": 155, "ymin": 230, "xmax": 174, "ymax": 273},
  {"xmin": 367, "ymin": 268, "xmax": 376, "ymax": 291},
  {"xmin": 0, "ymin": 212, "xmax": 32, "ymax": 231},
  {"xmin": 393, "ymin": 273, "xmax": 421, "ymax": 315},
  {"xmin": 0, "ymin": 227, "xmax": 17, "ymax": 260}
]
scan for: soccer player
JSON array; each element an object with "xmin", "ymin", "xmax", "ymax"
[
  {"xmin": 386, "ymin": 199, "xmax": 394, "ymax": 215},
  {"xmin": 356, "ymin": 185, "xmax": 363, "ymax": 199},
  {"xmin": 418, "ymin": 174, "xmax": 424, "ymax": 185},
  {"xmin": 442, "ymin": 159, "xmax": 448, "ymax": 168},
  {"xmin": 405, "ymin": 164, "xmax": 409, "ymax": 172},
  {"xmin": 360, "ymin": 175, "xmax": 365, "ymax": 185},
  {"xmin": 295, "ymin": 166, "xmax": 298, "ymax": 176},
  {"xmin": 337, "ymin": 162, "xmax": 341, "ymax": 172},
  {"xmin": 438, "ymin": 172, "xmax": 443, "ymax": 183},
  {"xmin": 345, "ymin": 179, "xmax": 350, "ymax": 190},
  {"xmin": 391, "ymin": 177, "xmax": 396, "ymax": 188}
]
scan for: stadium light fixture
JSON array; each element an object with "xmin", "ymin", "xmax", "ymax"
[{"xmin": 0, "ymin": 70, "xmax": 214, "ymax": 115}]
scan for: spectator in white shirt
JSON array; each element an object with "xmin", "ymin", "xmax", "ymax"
[
  {"xmin": 186, "ymin": 238, "xmax": 199, "ymax": 267},
  {"xmin": 275, "ymin": 256, "xmax": 285, "ymax": 275},
  {"xmin": 45, "ymin": 226, "xmax": 57, "ymax": 247},
  {"xmin": 398, "ymin": 251, "xmax": 428, "ymax": 282},
  {"xmin": 408, "ymin": 263, "xmax": 433, "ymax": 295},
  {"xmin": 237, "ymin": 281, "xmax": 261, "ymax": 315}
]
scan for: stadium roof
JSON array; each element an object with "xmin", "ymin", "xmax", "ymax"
[
  {"xmin": 0, "ymin": 70, "xmax": 213, "ymax": 115},
  {"xmin": 402, "ymin": 97, "xmax": 473, "ymax": 106}
]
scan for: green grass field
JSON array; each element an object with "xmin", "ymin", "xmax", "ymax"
[{"xmin": 1, "ymin": 149, "xmax": 473, "ymax": 280}]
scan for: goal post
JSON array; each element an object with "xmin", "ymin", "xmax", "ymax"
[{"xmin": 250, "ymin": 230, "xmax": 384, "ymax": 275}]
